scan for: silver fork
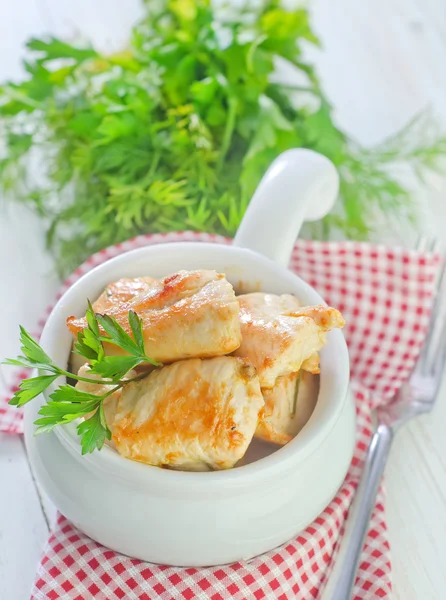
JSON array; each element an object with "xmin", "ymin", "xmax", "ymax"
[{"xmin": 320, "ymin": 239, "xmax": 445, "ymax": 600}]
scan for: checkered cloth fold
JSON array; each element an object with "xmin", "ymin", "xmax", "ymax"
[{"xmin": 1, "ymin": 232, "xmax": 441, "ymax": 600}]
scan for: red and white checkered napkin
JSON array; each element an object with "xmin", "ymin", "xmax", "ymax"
[{"xmin": 1, "ymin": 233, "xmax": 441, "ymax": 600}]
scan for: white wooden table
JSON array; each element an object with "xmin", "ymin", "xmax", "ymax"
[{"xmin": 1, "ymin": 1, "xmax": 446, "ymax": 598}]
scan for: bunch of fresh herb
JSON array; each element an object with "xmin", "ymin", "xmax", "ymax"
[
  {"xmin": 0, "ymin": 0, "xmax": 445, "ymax": 276},
  {"xmin": 4, "ymin": 304, "xmax": 160, "ymax": 454}
]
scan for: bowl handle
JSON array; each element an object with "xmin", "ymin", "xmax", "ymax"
[{"xmin": 233, "ymin": 149, "xmax": 339, "ymax": 267}]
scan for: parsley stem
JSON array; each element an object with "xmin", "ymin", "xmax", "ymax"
[
  {"xmin": 98, "ymin": 385, "xmax": 120, "ymax": 400},
  {"xmin": 57, "ymin": 368, "xmax": 119, "ymax": 386},
  {"xmin": 58, "ymin": 368, "xmax": 152, "ymax": 388},
  {"xmin": 96, "ymin": 370, "xmax": 153, "ymax": 399}
]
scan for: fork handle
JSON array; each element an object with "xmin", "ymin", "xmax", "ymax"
[{"xmin": 319, "ymin": 424, "xmax": 394, "ymax": 600}]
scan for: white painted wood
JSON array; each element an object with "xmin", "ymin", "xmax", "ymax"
[
  {"xmin": 0, "ymin": 204, "xmax": 60, "ymax": 385},
  {"xmin": 308, "ymin": 0, "xmax": 446, "ymax": 145},
  {"xmin": 386, "ymin": 377, "xmax": 446, "ymax": 600},
  {"xmin": 0, "ymin": 0, "xmax": 446, "ymax": 598},
  {"xmin": 0, "ymin": 434, "xmax": 49, "ymax": 600},
  {"xmin": 0, "ymin": 205, "xmax": 59, "ymax": 599},
  {"xmin": 307, "ymin": 0, "xmax": 446, "ymax": 248}
]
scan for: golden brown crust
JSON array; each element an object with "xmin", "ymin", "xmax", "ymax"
[
  {"xmin": 112, "ymin": 357, "xmax": 264, "ymax": 470},
  {"xmin": 233, "ymin": 293, "xmax": 344, "ymax": 388},
  {"xmin": 92, "ymin": 277, "xmax": 158, "ymax": 314},
  {"xmin": 67, "ymin": 270, "xmax": 242, "ymax": 363},
  {"xmin": 284, "ymin": 305, "xmax": 345, "ymax": 330}
]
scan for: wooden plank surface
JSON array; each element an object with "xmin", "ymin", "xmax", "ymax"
[
  {"xmin": 0, "ymin": 434, "xmax": 49, "ymax": 600},
  {"xmin": 1, "ymin": 1, "xmax": 446, "ymax": 599}
]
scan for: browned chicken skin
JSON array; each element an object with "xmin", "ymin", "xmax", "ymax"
[
  {"xmin": 112, "ymin": 357, "xmax": 264, "ymax": 471},
  {"xmin": 92, "ymin": 277, "xmax": 158, "ymax": 313},
  {"xmin": 233, "ymin": 293, "xmax": 345, "ymax": 388},
  {"xmin": 69, "ymin": 277, "xmax": 158, "ymax": 374},
  {"xmin": 74, "ymin": 363, "xmax": 137, "ymax": 433},
  {"xmin": 67, "ymin": 270, "xmax": 242, "ymax": 363}
]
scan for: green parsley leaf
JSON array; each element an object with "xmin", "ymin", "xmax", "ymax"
[
  {"xmin": 33, "ymin": 418, "xmax": 60, "ymax": 435},
  {"xmin": 2, "ymin": 356, "xmax": 57, "ymax": 371},
  {"xmin": 78, "ymin": 328, "xmax": 103, "ymax": 359},
  {"xmin": 17, "ymin": 326, "xmax": 56, "ymax": 369},
  {"xmin": 128, "ymin": 310, "xmax": 145, "ymax": 354},
  {"xmin": 77, "ymin": 409, "xmax": 111, "ymax": 455},
  {"xmin": 96, "ymin": 313, "xmax": 141, "ymax": 355},
  {"xmin": 74, "ymin": 330, "xmax": 100, "ymax": 361},
  {"xmin": 99, "ymin": 403, "xmax": 111, "ymax": 434},
  {"xmin": 38, "ymin": 400, "xmax": 100, "ymax": 419},
  {"xmin": 88, "ymin": 355, "xmax": 143, "ymax": 381},
  {"xmin": 96, "ymin": 311, "xmax": 160, "ymax": 367},
  {"xmin": 86, "ymin": 300, "xmax": 100, "ymax": 337},
  {"xmin": 9, "ymin": 375, "xmax": 59, "ymax": 407},
  {"xmin": 74, "ymin": 301, "xmax": 104, "ymax": 361},
  {"xmin": 49, "ymin": 385, "xmax": 106, "ymax": 404}
]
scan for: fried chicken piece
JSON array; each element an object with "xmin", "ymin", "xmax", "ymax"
[
  {"xmin": 93, "ymin": 277, "xmax": 158, "ymax": 313},
  {"xmin": 69, "ymin": 277, "xmax": 157, "ymax": 373},
  {"xmin": 233, "ymin": 293, "xmax": 344, "ymax": 388},
  {"xmin": 301, "ymin": 353, "xmax": 320, "ymax": 374},
  {"xmin": 75, "ymin": 363, "xmax": 137, "ymax": 431},
  {"xmin": 67, "ymin": 270, "xmax": 242, "ymax": 363},
  {"xmin": 255, "ymin": 371, "xmax": 319, "ymax": 445},
  {"xmin": 112, "ymin": 357, "xmax": 264, "ymax": 471}
]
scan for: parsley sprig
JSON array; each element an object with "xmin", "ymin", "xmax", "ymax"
[{"xmin": 3, "ymin": 304, "xmax": 160, "ymax": 454}]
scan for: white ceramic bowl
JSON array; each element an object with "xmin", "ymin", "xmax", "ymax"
[{"xmin": 24, "ymin": 149, "xmax": 355, "ymax": 566}]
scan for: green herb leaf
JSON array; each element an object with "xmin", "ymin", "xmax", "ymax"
[
  {"xmin": 9, "ymin": 375, "xmax": 59, "ymax": 407},
  {"xmin": 17, "ymin": 326, "xmax": 56, "ymax": 369},
  {"xmin": 99, "ymin": 403, "xmax": 112, "ymax": 436},
  {"xmin": 81, "ymin": 328, "xmax": 102, "ymax": 354},
  {"xmin": 34, "ymin": 418, "xmax": 60, "ymax": 434},
  {"xmin": 49, "ymin": 385, "xmax": 106, "ymax": 404},
  {"xmin": 88, "ymin": 355, "xmax": 142, "ymax": 381},
  {"xmin": 96, "ymin": 311, "xmax": 160, "ymax": 367},
  {"xmin": 3, "ymin": 356, "xmax": 57, "ymax": 371},
  {"xmin": 86, "ymin": 301, "xmax": 100, "ymax": 337},
  {"xmin": 96, "ymin": 314, "xmax": 141, "ymax": 355},
  {"xmin": 74, "ymin": 301, "xmax": 104, "ymax": 362},
  {"xmin": 77, "ymin": 408, "xmax": 111, "ymax": 454},
  {"xmin": 74, "ymin": 330, "xmax": 100, "ymax": 361},
  {"xmin": 128, "ymin": 310, "xmax": 145, "ymax": 354},
  {"xmin": 38, "ymin": 399, "xmax": 100, "ymax": 419}
]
